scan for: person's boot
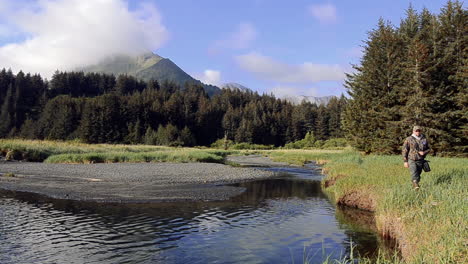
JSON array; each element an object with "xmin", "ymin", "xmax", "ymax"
[{"xmin": 412, "ymin": 180, "xmax": 420, "ymax": 190}]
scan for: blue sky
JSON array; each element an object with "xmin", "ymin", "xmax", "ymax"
[{"xmin": 0, "ymin": 0, "xmax": 452, "ymax": 97}]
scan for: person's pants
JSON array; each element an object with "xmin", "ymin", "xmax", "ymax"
[{"xmin": 409, "ymin": 159, "xmax": 424, "ymax": 183}]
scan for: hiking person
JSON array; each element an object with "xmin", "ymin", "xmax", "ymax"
[{"xmin": 402, "ymin": 126, "xmax": 431, "ymax": 190}]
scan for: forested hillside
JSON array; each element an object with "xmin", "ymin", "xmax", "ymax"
[
  {"xmin": 0, "ymin": 70, "xmax": 346, "ymax": 146},
  {"xmin": 343, "ymin": 1, "xmax": 467, "ymax": 156},
  {"xmin": 1, "ymin": 0, "xmax": 465, "ymax": 155}
]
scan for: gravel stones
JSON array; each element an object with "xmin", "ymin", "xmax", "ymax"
[{"xmin": 0, "ymin": 161, "xmax": 276, "ymax": 203}]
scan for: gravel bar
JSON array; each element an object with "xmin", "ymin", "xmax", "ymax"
[
  {"xmin": 0, "ymin": 161, "xmax": 276, "ymax": 203},
  {"xmin": 226, "ymin": 154, "xmax": 291, "ymax": 167}
]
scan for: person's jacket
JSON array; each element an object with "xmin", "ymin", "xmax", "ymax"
[{"xmin": 402, "ymin": 134, "xmax": 430, "ymax": 162}]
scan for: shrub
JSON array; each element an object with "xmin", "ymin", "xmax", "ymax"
[
  {"xmin": 210, "ymin": 138, "xmax": 234, "ymax": 149},
  {"xmin": 322, "ymin": 138, "xmax": 348, "ymax": 148},
  {"xmin": 284, "ymin": 132, "xmax": 316, "ymax": 149},
  {"xmin": 284, "ymin": 134, "xmax": 348, "ymax": 150},
  {"xmin": 314, "ymin": 140, "xmax": 324, "ymax": 148},
  {"xmin": 230, "ymin": 142, "xmax": 274, "ymax": 150}
]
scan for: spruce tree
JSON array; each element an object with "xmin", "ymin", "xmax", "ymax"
[
  {"xmin": 179, "ymin": 126, "xmax": 196, "ymax": 146},
  {"xmin": 126, "ymin": 119, "xmax": 142, "ymax": 144},
  {"xmin": 19, "ymin": 118, "xmax": 36, "ymax": 139},
  {"xmin": 0, "ymin": 84, "xmax": 14, "ymax": 137},
  {"xmin": 144, "ymin": 127, "xmax": 158, "ymax": 145},
  {"xmin": 343, "ymin": 19, "xmax": 406, "ymax": 153}
]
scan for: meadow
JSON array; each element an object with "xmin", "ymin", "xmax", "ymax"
[{"xmin": 265, "ymin": 150, "xmax": 467, "ymax": 263}]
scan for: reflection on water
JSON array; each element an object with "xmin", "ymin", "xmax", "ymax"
[{"xmin": 0, "ymin": 165, "xmax": 393, "ymax": 264}]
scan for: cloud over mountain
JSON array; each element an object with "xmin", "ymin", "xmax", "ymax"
[
  {"xmin": 0, "ymin": 0, "xmax": 168, "ymax": 78},
  {"xmin": 197, "ymin": 70, "xmax": 222, "ymax": 86}
]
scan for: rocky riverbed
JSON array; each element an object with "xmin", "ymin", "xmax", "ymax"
[{"xmin": 0, "ymin": 159, "xmax": 277, "ymax": 203}]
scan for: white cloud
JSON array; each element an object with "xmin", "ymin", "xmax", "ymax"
[
  {"xmin": 308, "ymin": 3, "xmax": 338, "ymax": 24},
  {"xmin": 210, "ymin": 22, "xmax": 256, "ymax": 53},
  {"xmin": 0, "ymin": 0, "xmax": 169, "ymax": 78},
  {"xmin": 235, "ymin": 52, "xmax": 345, "ymax": 83},
  {"xmin": 197, "ymin": 69, "xmax": 222, "ymax": 86}
]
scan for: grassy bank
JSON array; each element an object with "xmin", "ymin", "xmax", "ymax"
[
  {"xmin": 263, "ymin": 148, "xmax": 352, "ymax": 165},
  {"xmin": 0, "ymin": 139, "xmax": 234, "ymax": 163},
  {"xmin": 265, "ymin": 150, "xmax": 467, "ymax": 263},
  {"xmin": 0, "ymin": 139, "xmax": 346, "ymax": 164}
]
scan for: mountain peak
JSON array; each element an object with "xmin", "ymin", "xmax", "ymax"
[
  {"xmin": 80, "ymin": 52, "xmax": 221, "ymax": 96},
  {"xmin": 135, "ymin": 52, "xmax": 164, "ymax": 68},
  {"xmin": 81, "ymin": 52, "xmax": 164, "ymax": 76},
  {"xmin": 221, "ymin": 83, "xmax": 252, "ymax": 92}
]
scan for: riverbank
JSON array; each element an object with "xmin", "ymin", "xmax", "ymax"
[
  {"xmin": 0, "ymin": 139, "xmax": 234, "ymax": 163},
  {"xmin": 0, "ymin": 161, "xmax": 275, "ymax": 202},
  {"xmin": 266, "ymin": 151, "xmax": 467, "ymax": 263},
  {"xmin": 0, "ymin": 139, "xmax": 346, "ymax": 164}
]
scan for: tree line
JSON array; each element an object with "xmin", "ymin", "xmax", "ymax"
[
  {"xmin": 3, "ymin": 1, "xmax": 463, "ymax": 155},
  {"xmin": 0, "ymin": 69, "xmax": 347, "ymax": 147},
  {"xmin": 343, "ymin": 0, "xmax": 467, "ymax": 156}
]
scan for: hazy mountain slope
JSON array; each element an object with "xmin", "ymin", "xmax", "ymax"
[
  {"xmin": 283, "ymin": 95, "xmax": 335, "ymax": 105},
  {"xmin": 223, "ymin": 83, "xmax": 335, "ymax": 105},
  {"xmin": 82, "ymin": 53, "xmax": 164, "ymax": 76},
  {"xmin": 81, "ymin": 53, "xmax": 221, "ymax": 96},
  {"xmin": 221, "ymin": 83, "xmax": 252, "ymax": 92}
]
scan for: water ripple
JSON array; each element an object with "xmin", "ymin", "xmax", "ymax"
[{"xmin": 0, "ymin": 166, "xmax": 386, "ymax": 264}]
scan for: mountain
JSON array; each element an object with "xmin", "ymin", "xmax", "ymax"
[
  {"xmin": 221, "ymin": 83, "xmax": 252, "ymax": 92},
  {"xmin": 223, "ymin": 82, "xmax": 335, "ymax": 105},
  {"xmin": 81, "ymin": 52, "xmax": 221, "ymax": 96},
  {"xmin": 282, "ymin": 95, "xmax": 335, "ymax": 105}
]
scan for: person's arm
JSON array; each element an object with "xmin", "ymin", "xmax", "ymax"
[
  {"xmin": 402, "ymin": 138, "xmax": 409, "ymax": 166},
  {"xmin": 422, "ymin": 140, "xmax": 431, "ymax": 155},
  {"xmin": 418, "ymin": 139, "xmax": 431, "ymax": 157}
]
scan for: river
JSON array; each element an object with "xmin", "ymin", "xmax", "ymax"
[{"xmin": 0, "ymin": 163, "xmax": 394, "ymax": 263}]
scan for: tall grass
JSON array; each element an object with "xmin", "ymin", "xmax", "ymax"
[
  {"xmin": 297, "ymin": 240, "xmax": 402, "ymax": 264},
  {"xmin": 0, "ymin": 139, "xmax": 235, "ymax": 163},
  {"xmin": 44, "ymin": 150, "xmax": 226, "ymax": 164},
  {"xmin": 319, "ymin": 247, "xmax": 403, "ymax": 264},
  {"xmin": 268, "ymin": 150, "xmax": 467, "ymax": 263},
  {"xmin": 262, "ymin": 148, "xmax": 353, "ymax": 166}
]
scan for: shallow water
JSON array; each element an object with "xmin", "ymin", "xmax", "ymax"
[{"xmin": 0, "ymin": 164, "xmax": 392, "ymax": 264}]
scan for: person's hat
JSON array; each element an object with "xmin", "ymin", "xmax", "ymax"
[{"xmin": 413, "ymin": 126, "xmax": 422, "ymax": 131}]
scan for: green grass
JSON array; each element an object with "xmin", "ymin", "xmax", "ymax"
[
  {"xmin": 266, "ymin": 150, "xmax": 467, "ymax": 263},
  {"xmin": 319, "ymin": 246, "xmax": 403, "ymax": 264},
  {"xmin": 0, "ymin": 139, "xmax": 236, "ymax": 163},
  {"xmin": 297, "ymin": 240, "xmax": 402, "ymax": 264},
  {"xmin": 44, "ymin": 150, "xmax": 227, "ymax": 164},
  {"xmin": 259, "ymin": 148, "xmax": 353, "ymax": 166}
]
